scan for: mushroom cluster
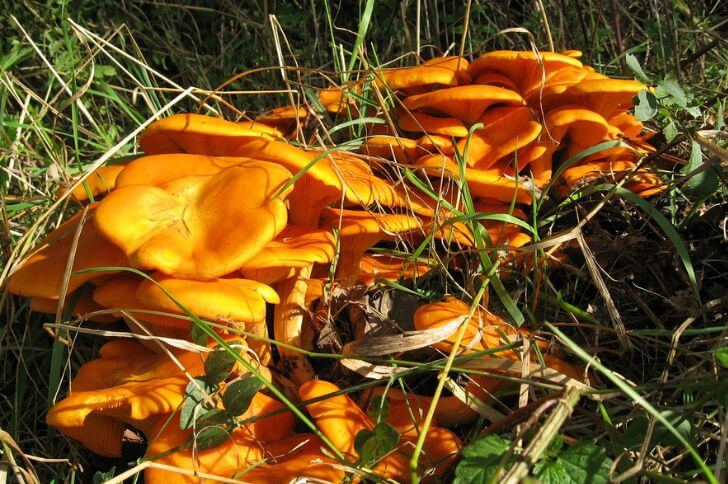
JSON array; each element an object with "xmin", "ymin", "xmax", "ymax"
[{"xmin": 6, "ymin": 49, "xmax": 661, "ymax": 482}]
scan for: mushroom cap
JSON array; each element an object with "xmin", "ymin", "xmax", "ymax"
[
  {"xmin": 397, "ymin": 111, "xmax": 469, "ymax": 137},
  {"xmin": 140, "ymin": 113, "xmax": 280, "ymax": 155},
  {"xmin": 543, "ymin": 106, "xmax": 610, "ymax": 145},
  {"xmin": 94, "ymin": 162, "xmax": 292, "ymax": 279},
  {"xmin": 318, "ymin": 150, "xmax": 416, "ymax": 210},
  {"xmin": 469, "ymin": 50, "xmax": 583, "ymax": 96},
  {"xmin": 115, "ymin": 154, "xmax": 259, "ymax": 188},
  {"xmin": 320, "ymin": 208, "xmax": 421, "ymax": 238},
  {"xmin": 377, "ymin": 56, "xmax": 470, "ymax": 93},
  {"xmin": 558, "ymin": 78, "xmax": 645, "ymax": 118},
  {"xmin": 403, "ymin": 85, "xmax": 526, "ymax": 124},
  {"xmin": 299, "ymin": 380, "xmax": 373, "ymax": 459},
  {"xmin": 417, "ymin": 154, "xmax": 536, "ymax": 205},
  {"xmin": 357, "ymin": 253, "xmax": 432, "ymax": 285},
  {"xmin": 413, "ymin": 296, "xmax": 526, "ymax": 356},
  {"xmin": 318, "ymin": 85, "xmax": 357, "ymax": 114},
  {"xmin": 61, "ymin": 164, "xmax": 126, "ymax": 202},
  {"xmin": 416, "ymin": 133, "xmax": 456, "ymax": 155},
  {"xmin": 556, "ymin": 159, "xmax": 665, "ymax": 198},
  {"xmin": 136, "ymin": 273, "xmax": 279, "ymax": 324},
  {"xmin": 458, "ymin": 106, "xmax": 543, "ymax": 169},
  {"xmin": 608, "ymin": 112, "xmax": 646, "ymax": 139},
  {"xmin": 524, "ymin": 66, "xmax": 606, "ymax": 109},
  {"xmin": 241, "ymin": 225, "xmax": 336, "ymax": 271},
  {"xmin": 47, "ymin": 337, "xmax": 265, "ymax": 457},
  {"xmin": 7, "ymin": 206, "xmax": 127, "ymax": 299},
  {"xmin": 472, "ymin": 71, "xmax": 519, "ymax": 91},
  {"xmin": 30, "ymin": 290, "xmax": 117, "ymax": 323},
  {"xmin": 255, "ymin": 105, "xmax": 310, "ymax": 127},
  {"xmin": 362, "ymin": 135, "xmax": 419, "ymax": 161}
]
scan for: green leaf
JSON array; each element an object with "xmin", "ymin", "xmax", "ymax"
[
  {"xmin": 682, "ymin": 140, "xmax": 719, "ymax": 199},
  {"xmin": 195, "ymin": 425, "xmax": 230, "ymax": 450},
  {"xmin": 204, "ymin": 346, "xmax": 239, "ymax": 384},
  {"xmin": 93, "ymin": 466, "xmax": 116, "ymax": 484},
  {"xmin": 634, "ymin": 90, "xmax": 658, "ymax": 121},
  {"xmin": 180, "ymin": 378, "xmax": 214, "ymax": 430},
  {"xmin": 190, "ymin": 323, "xmax": 208, "ymax": 347},
  {"xmin": 662, "ymin": 119, "xmax": 678, "ymax": 142},
  {"xmin": 625, "ymin": 54, "xmax": 649, "ymax": 83},
  {"xmin": 454, "ymin": 434, "xmax": 511, "ymax": 484},
  {"xmin": 716, "ymin": 347, "xmax": 728, "ymax": 368},
  {"xmin": 197, "ymin": 408, "xmax": 232, "ymax": 426},
  {"xmin": 366, "ymin": 394, "xmax": 390, "ymax": 422},
  {"xmin": 656, "ymin": 78, "xmax": 688, "ymax": 108},
  {"xmin": 221, "ymin": 377, "xmax": 263, "ymax": 416},
  {"xmin": 354, "ymin": 422, "xmax": 400, "ymax": 465},
  {"xmin": 534, "ymin": 441, "xmax": 612, "ymax": 484},
  {"xmin": 623, "ymin": 410, "xmax": 695, "ymax": 449}
]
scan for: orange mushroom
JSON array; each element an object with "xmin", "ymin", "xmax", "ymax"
[
  {"xmin": 47, "ymin": 338, "xmax": 270, "ymax": 457},
  {"xmin": 58, "ymin": 164, "xmax": 126, "ymax": 202},
  {"xmin": 7, "ymin": 205, "xmax": 127, "ymax": 300},
  {"xmin": 320, "ymin": 208, "xmax": 422, "ymax": 285},
  {"xmin": 94, "ymin": 162, "xmax": 292, "ymax": 279},
  {"xmin": 139, "ymin": 113, "xmax": 281, "ymax": 155},
  {"xmin": 403, "ymin": 85, "xmax": 525, "ymax": 124}
]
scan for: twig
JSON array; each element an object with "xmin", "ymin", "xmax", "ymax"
[{"xmin": 500, "ymin": 384, "xmax": 582, "ymax": 484}]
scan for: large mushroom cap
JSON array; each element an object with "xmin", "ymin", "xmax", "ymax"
[
  {"xmin": 240, "ymin": 224, "xmax": 336, "ymax": 284},
  {"xmin": 403, "ymin": 85, "xmax": 525, "ymax": 124},
  {"xmin": 114, "ymin": 153, "xmax": 255, "ymax": 188},
  {"xmin": 94, "ymin": 162, "xmax": 292, "ymax": 279},
  {"xmin": 469, "ymin": 50, "xmax": 584, "ymax": 96},
  {"xmin": 136, "ymin": 273, "xmax": 279, "ymax": 324},
  {"xmin": 557, "ymin": 78, "xmax": 645, "ymax": 118},
  {"xmin": 140, "ymin": 113, "xmax": 280, "ymax": 155},
  {"xmin": 7, "ymin": 206, "xmax": 127, "ymax": 299}
]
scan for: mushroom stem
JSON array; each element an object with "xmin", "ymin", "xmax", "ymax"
[{"xmin": 273, "ymin": 265, "xmax": 315, "ymax": 385}]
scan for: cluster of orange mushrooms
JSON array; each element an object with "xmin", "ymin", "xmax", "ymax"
[{"xmin": 7, "ymin": 50, "xmax": 662, "ymax": 482}]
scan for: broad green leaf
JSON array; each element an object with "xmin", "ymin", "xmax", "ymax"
[
  {"xmin": 190, "ymin": 323, "xmax": 208, "ymax": 347},
  {"xmin": 204, "ymin": 346, "xmax": 238, "ymax": 384},
  {"xmin": 662, "ymin": 119, "xmax": 678, "ymax": 142},
  {"xmin": 354, "ymin": 422, "xmax": 400, "ymax": 465},
  {"xmin": 682, "ymin": 140, "xmax": 719, "ymax": 199},
  {"xmin": 655, "ymin": 78, "xmax": 688, "ymax": 107},
  {"xmin": 195, "ymin": 425, "xmax": 230, "ymax": 450},
  {"xmin": 180, "ymin": 378, "xmax": 214, "ymax": 430},
  {"xmin": 534, "ymin": 441, "xmax": 612, "ymax": 484},
  {"xmin": 625, "ymin": 54, "xmax": 649, "ymax": 83},
  {"xmin": 222, "ymin": 377, "xmax": 263, "ymax": 416},
  {"xmin": 635, "ymin": 89, "xmax": 658, "ymax": 121},
  {"xmin": 454, "ymin": 434, "xmax": 511, "ymax": 484},
  {"xmin": 366, "ymin": 394, "xmax": 390, "ymax": 422}
]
